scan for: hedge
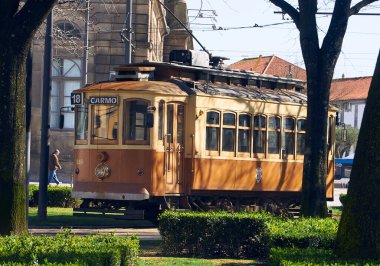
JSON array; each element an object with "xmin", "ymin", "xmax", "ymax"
[
  {"xmin": 267, "ymin": 217, "xmax": 339, "ymax": 249},
  {"xmin": 270, "ymin": 247, "xmax": 380, "ymax": 265},
  {"xmin": 0, "ymin": 230, "xmax": 139, "ymax": 265},
  {"xmin": 29, "ymin": 185, "xmax": 79, "ymax": 208},
  {"xmin": 158, "ymin": 211, "xmax": 270, "ymax": 258}
]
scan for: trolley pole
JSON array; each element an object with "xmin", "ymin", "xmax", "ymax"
[{"xmin": 38, "ymin": 12, "xmax": 53, "ymax": 220}]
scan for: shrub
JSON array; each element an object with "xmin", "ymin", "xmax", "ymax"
[
  {"xmin": 0, "ymin": 230, "xmax": 139, "ymax": 265},
  {"xmin": 29, "ymin": 185, "xmax": 79, "ymax": 208},
  {"xmin": 158, "ymin": 211, "xmax": 270, "ymax": 258},
  {"xmin": 270, "ymin": 247, "xmax": 380, "ymax": 265},
  {"xmin": 267, "ymin": 217, "xmax": 339, "ymax": 249},
  {"xmin": 339, "ymin": 194, "xmax": 347, "ymax": 205}
]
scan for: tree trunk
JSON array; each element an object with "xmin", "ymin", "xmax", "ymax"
[
  {"xmin": 301, "ymin": 56, "xmax": 333, "ymax": 217},
  {"xmin": 335, "ymin": 50, "xmax": 380, "ymax": 259},
  {"xmin": 302, "ymin": 65, "xmax": 331, "ymax": 217},
  {"xmin": 0, "ymin": 39, "xmax": 29, "ymax": 235}
]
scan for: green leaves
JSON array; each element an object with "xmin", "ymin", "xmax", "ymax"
[
  {"xmin": 158, "ymin": 211, "xmax": 271, "ymax": 258},
  {"xmin": 0, "ymin": 232, "xmax": 139, "ymax": 265}
]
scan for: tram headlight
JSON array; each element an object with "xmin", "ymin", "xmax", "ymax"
[{"xmin": 95, "ymin": 163, "xmax": 110, "ymax": 180}]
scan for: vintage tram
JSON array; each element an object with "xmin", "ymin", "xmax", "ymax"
[{"xmin": 70, "ymin": 53, "xmax": 335, "ymax": 217}]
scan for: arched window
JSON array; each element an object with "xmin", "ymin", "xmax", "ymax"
[
  {"xmin": 268, "ymin": 116, "xmax": 281, "ymax": 154},
  {"xmin": 283, "ymin": 117, "xmax": 295, "ymax": 155},
  {"xmin": 238, "ymin": 114, "xmax": 251, "ymax": 153},
  {"xmin": 206, "ymin": 111, "xmax": 220, "ymax": 151},
  {"xmin": 124, "ymin": 99, "xmax": 150, "ymax": 144},
  {"xmin": 297, "ymin": 119, "xmax": 306, "ymax": 155},
  {"xmin": 253, "ymin": 115, "xmax": 266, "ymax": 154},
  {"xmin": 222, "ymin": 113, "xmax": 236, "ymax": 152},
  {"xmin": 56, "ymin": 21, "xmax": 81, "ymax": 39}
]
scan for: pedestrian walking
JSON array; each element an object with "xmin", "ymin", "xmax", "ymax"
[{"xmin": 48, "ymin": 149, "xmax": 62, "ymax": 185}]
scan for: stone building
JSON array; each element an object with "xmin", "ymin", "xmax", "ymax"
[{"xmin": 30, "ymin": 0, "xmax": 192, "ymax": 182}]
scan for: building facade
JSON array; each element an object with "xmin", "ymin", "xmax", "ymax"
[
  {"xmin": 30, "ymin": 0, "xmax": 192, "ymax": 181},
  {"xmin": 330, "ymin": 76, "xmax": 371, "ymax": 129}
]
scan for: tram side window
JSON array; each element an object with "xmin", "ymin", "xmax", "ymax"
[
  {"xmin": 268, "ymin": 116, "xmax": 281, "ymax": 154},
  {"xmin": 91, "ymin": 105, "xmax": 118, "ymax": 144},
  {"xmin": 158, "ymin": 101, "xmax": 164, "ymax": 140},
  {"xmin": 238, "ymin": 114, "xmax": 251, "ymax": 153},
  {"xmin": 283, "ymin": 117, "xmax": 295, "ymax": 155},
  {"xmin": 328, "ymin": 116, "xmax": 333, "ymax": 151},
  {"xmin": 253, "ymin": 115, "xmax": 266, "ymax": 154},
  {"xmin": 222, "ymin": 113, "xmax": 236, "ymax": 152},
  {"xmin": 124, "ymin": 100, "xmax": 149, "ymax": 144},
  {"xmin": 75, "ymin": 103, "xmax": 88, "ymax": 144},
  {"xmin": 206, "ymin": 111, "xmax": 220, "ymax": 151},
  {"xmin": 297, "ymin": 119, "xmax": 306, "ymax": 155}
]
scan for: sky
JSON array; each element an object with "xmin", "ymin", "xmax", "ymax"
[{"xmin": 186, "ymin": 0, "xmax": 380, "ymax": 79}]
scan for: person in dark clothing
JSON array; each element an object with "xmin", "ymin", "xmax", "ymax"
[{"xmin": 48, "ymin": 149, "xmax": 62, "ymax": 185}]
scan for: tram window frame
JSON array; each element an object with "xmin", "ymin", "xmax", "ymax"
[
  {"xmin": 253, "ymin": 114, "xmax": 266, "ymax": 158},
  {"xmin": 282, "ymin": 117, "xmax": 295, "ymax": 158},
  {"xmin": 221, "ymin": 112, "xmax": 236, "ymax": 155},
  {"xmin": 205, "ymin": 111, "xmax": 220, "ymax": 154},
  {"xmin": 91, "ymin": 104, "xmax": 119, "ymax": 145},
  {"xmin": 296, "ymin": 118, "xmax": 306, "ymax": 157},
  {"xmin": 75, "ymin": 103, "xmax": 89, "ymax": 145},
  {"xmin": 123, "ymin": 99, "xmax": 150, "ymax": 145},
  {"xmin": 158, "ymin": 100, "xmax": 164, "ymax": 141},
  {"xmin": 268, "ymin": 116, "xmax": 281, "ymax": 157},
  {"xmin": 327, "ymin": 116, "xmax": 334, "ymax": 155},
  {"xmin": 237, "ymin": 113, "xmax": 251, "ymax": 156}
]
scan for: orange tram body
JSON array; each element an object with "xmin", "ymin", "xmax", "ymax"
[{"xmin": 71, "ymin": 60, "xmax": 335, "ymax": 217}]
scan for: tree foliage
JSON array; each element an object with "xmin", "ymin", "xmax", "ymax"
[
  {"xmin": 335, "ymin": 50, "xmax": 380, "ymax": 259},
  {"xmin": 335, "ymin": 125, "xmax": 359, "ymax": 158},
  {"xmin": 267, "ymin": 0, "xmax": 378, "ymax": 217},
  {"xmin": 0, "ymin": 0, "xmax": 57, "ymax": 236}
]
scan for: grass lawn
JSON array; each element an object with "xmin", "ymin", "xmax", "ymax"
[{"xmin": 28, "ymin": 207, "xmax": 154, "ymax": 227}]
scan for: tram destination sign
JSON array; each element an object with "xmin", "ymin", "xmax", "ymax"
[{"xmin": 89, "ymin": 96, "xmax": 118, "ymax": 105}]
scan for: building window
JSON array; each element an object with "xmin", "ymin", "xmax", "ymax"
[
  {"xmin": 238, "ymin": 114, "xmax": 251, "ymax": 153},
  {"xmin": 253, "ymin": 115, "xmax": 266, "ymax": 154},
  {"xmin": 283, "ymin": 117, "xmax": 295, "ymax": 155},
  {"xmin": 56, "ymin": 21, "xmax": 82, "ymax": 39},
  {"xmin": 91, "ymin": 105, "xmax": 118, "ymax": 145},
  {"xmin": 124, "ymin": 100, "xmax": 150, "ymax": 144},
  {"xmin": 222, "ymin": 113, "xmax": 236, "ymax": 152},
  {"xmin": 51, "ymin": 58, "xmax": 82, "ymax": 129},
  {"xmin": 297, "ymin": 119, "xmax": 306, "ymax": 155},
  {"xmin": 206, "ymin": 111, "xmax": 220, "ymax": 151},
  {"xmin": 158, "ymin": 100, "xmax": 164, "ymax": 140},
  {"xmin": 268, "ymin": 116, "xmax": 281, "ymax": 154}
]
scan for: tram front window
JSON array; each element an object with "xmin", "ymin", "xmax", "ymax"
[
  {"xmin": 75, "ymin": 104, "xmax": 88, "ymax": 144},
  {"xmin": 91, "ymin": 105, "xmax": 118, "ymax": 144},
  {"xmin": 124, "ymin": 100, "xmax": 149, "ymax": 144}
]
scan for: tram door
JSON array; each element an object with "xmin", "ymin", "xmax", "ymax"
[{"xmin": 164, "ymin": 103, "xmax": 185, "ymax": 194}]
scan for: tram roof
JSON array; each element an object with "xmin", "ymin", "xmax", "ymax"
[
  {"xmin": 75, "ymin": 81, "xmax": 189, "ymax": 96},
  {"xmin": 190, "ymin": 81, "xmax": 307, "ymax": 104},
  {"xmin": 76, "ymin": 79, "xmax": 308, "ymax": 105}
]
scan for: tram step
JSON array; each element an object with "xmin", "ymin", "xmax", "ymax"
[{"xmin": 73, "ymin": 208, "xmax": 144, "ymax": 220}]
